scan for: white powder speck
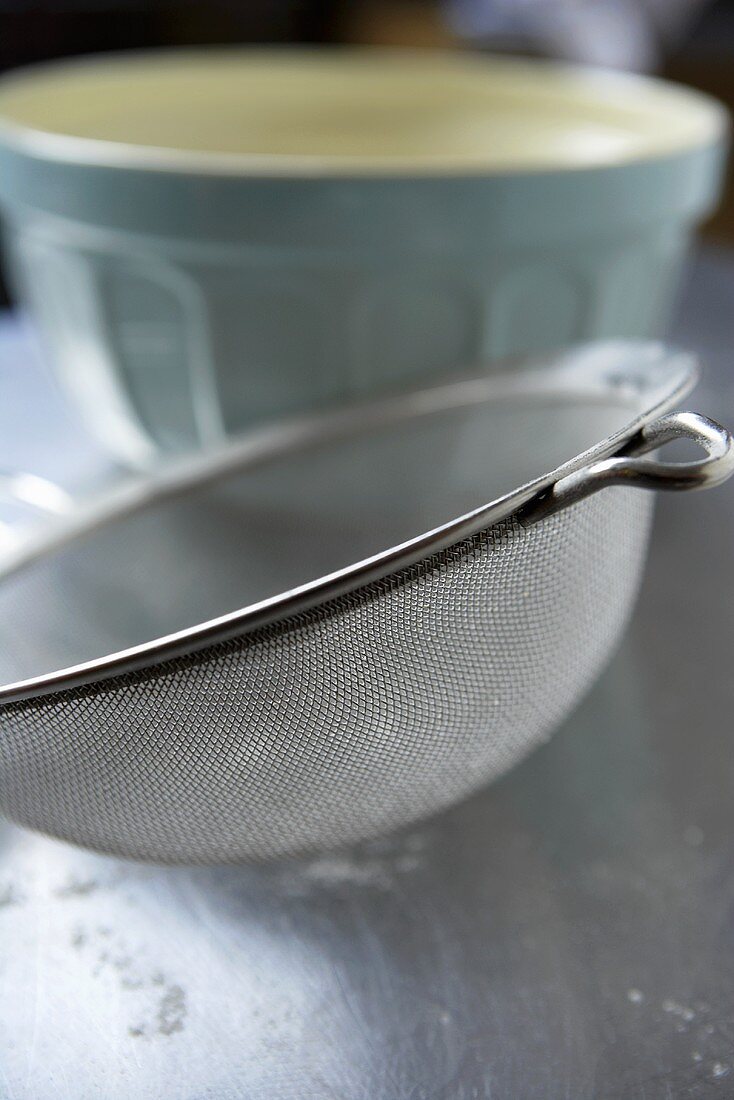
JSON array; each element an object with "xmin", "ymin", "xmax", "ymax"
[
  {"xmin": 684, "ymin": 825, "xmax": 705, "ymax": 847},
  {"xmin": 662, "ymin": 998, "xmax": 695, "ymax": 1022},
  {"xmin": 300, "ymin": 856, "xmax": 393, "ymax": 888},
  {"xmin": 627, "ymin": 989, "xmax": 644, "ymax": 1004},
  {"xmin": 692, "ymin": 1052, "xmax": 702, "ymax": 1063},
  {"xmin": 712, "ymin": 1063, "xmax": 730, "ymax": 1079}
]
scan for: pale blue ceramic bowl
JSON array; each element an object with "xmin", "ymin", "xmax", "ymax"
[{"xmin": 0, "ymin": 48, "xmax": 727, "ymax": 464}]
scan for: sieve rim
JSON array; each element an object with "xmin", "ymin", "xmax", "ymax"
[{"xmin": 0, "ymin": 341, "xmax": 696, "ymax": 705}]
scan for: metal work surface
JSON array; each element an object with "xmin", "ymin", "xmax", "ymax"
[{"xmin": 1, "ymin": 249, "xmax": 734, "ymax": 1099}]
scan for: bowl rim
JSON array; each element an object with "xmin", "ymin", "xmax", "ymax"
[{"xmin": 0, "ymin": 46, "xmax": 727, "ymax": 179}]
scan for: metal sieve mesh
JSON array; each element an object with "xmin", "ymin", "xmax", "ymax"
[{"xmin": 0, "ymin": 487, "xmax": 652, "ymax": 864}]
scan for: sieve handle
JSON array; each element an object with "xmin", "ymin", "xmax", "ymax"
[
  {"xmin": 523, "ymin": 412, "xmax": 734, "ymax": 524},
  {"xmin": 0, "ymin": 470, "xmax": 76, "ymax": 557},
  {"xmin": 0, "ymin": 470, "xmax": 75, "ymax": 516}
]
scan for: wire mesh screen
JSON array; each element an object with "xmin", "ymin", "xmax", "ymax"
[{"xmin": 0, "ymin": 488, "xmax": 653, "ymax": 863}]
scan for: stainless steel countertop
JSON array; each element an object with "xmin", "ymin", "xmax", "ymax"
[{"xmin": 1, "ymin": 249, "xmax": 733, "ymax": 1100}]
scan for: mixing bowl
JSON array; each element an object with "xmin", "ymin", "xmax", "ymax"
[
  {"xmin": 0, "ymin": 49, "xmax": 726, "ymax": 464},
  {"xmin": 0, "ymin": 343, "xmax": 731, "ymax": 863}
]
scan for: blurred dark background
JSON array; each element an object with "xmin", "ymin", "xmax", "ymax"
[{"xmin": 1, "ymin": 0, "xmax": 734, "ymax": 305}]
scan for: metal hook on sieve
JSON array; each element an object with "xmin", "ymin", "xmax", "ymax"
[{"xmin": 520, "ymin": 412, "xmax": 734, "ymax": 526}]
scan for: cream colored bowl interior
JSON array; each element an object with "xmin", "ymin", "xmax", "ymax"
[{"xmin": 0, "ymin": 48, "xmax": 725, "ymax": 173}]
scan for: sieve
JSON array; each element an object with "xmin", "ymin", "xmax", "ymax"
[{"xmin": 0, "ymin": 342, "xmax": 731, "ymax": 864}]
